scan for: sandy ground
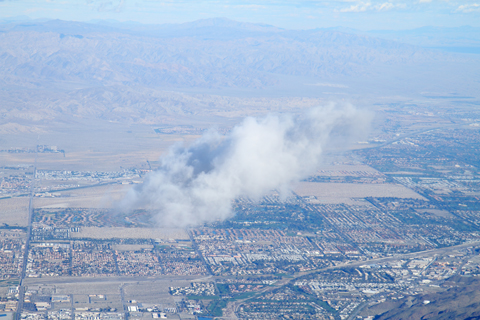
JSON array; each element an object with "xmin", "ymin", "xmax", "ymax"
[
  {"xmin": 34, "ymin": 184, "xmax": 130, "ymax": 209},
  {"xmin": 112, "ymin": 244, "xmax": 155, "ymax": 251},
  {"xmin": 71, "ymin": 226, "xmax": 189, "ymax": 240},
  {"xmin": 0, "ymin": 196, "xmax": 29, "ymax": 226},
  {"xmin": 314, "ymin": 163, "xmax": 383, "ymax": 176}
]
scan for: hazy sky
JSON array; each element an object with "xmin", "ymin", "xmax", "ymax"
[{"xmin": 1, "ymin": 0, "xmax": 479, "ymax": 30}]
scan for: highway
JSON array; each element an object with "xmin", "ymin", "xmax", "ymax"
[{"xmin": 15, "ymin": 145, "xmax": 37, "ymax": 320}]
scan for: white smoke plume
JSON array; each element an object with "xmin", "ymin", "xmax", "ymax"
[{"xmin": 121, "ymin": 103, "xmax": 371, "ymax": 227}]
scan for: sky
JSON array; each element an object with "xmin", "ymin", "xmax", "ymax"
[{"xmin": 0, "ymin": 0, "xmax": 479, "ymax": 30}]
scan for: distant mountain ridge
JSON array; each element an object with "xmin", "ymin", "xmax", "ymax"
[
  {"xmin": 0, "ymin": 18, "xmax": 479, "ymax": 129},
  {"xmin": 0, "ymin": 18, "xmax": 455, "ymax": 90},
  {"xmin": 0, "ymin": 17, "xmax": 283, "ymax": 40}
]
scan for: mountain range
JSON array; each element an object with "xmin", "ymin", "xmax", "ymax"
[{"xmin": 0, "ymin": 18, "xmax": 479, "ymax": 132}]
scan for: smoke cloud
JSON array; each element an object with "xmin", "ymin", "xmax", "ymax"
[{"xmin": 121, "ymin": 103, "xmax": 371, "ymax": 227}]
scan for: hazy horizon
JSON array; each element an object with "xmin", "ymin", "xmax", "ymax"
[{"xmin": 2, "ymin": 0, "xmax": 480, "ymax": 31}]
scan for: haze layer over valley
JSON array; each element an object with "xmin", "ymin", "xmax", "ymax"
[{"xmin": 1, "ymin": 18, "xmax": 479, "ymax": 169}]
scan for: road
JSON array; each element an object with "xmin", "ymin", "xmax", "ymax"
[
  {"xmin": 119, "ymin": 283, "xmax": 127, "ymax": 320},
  {"xmin": 15, "ymin": 146, "xmax": 37, "ymax": 320}
]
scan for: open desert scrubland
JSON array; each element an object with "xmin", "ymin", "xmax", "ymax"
[{"xmin": 0, "ymin": 196, "xmax": 29, "ymax": 226}]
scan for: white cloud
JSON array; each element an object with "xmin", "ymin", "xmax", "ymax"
[
  {"xmin": 233, "ymin": 4, "xmax": 267, "ymax": 10},
  {"xmin": 378, "ymin": 2, "xmax": 406, "ymax": 10},
  {"xmin": 337, "ymin": 1, "xmax": 404, "ymax": 12},
  {"xmin": 456, "ymin": 3, "xmax": 480, "ymax": 13},
  {"xmin": 339, "ymin": 2, "xmax": 372, "ymax": 12},
  {"xmin": 376, "ymin": 2, "xmax": 395, "ymax": 10}
]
